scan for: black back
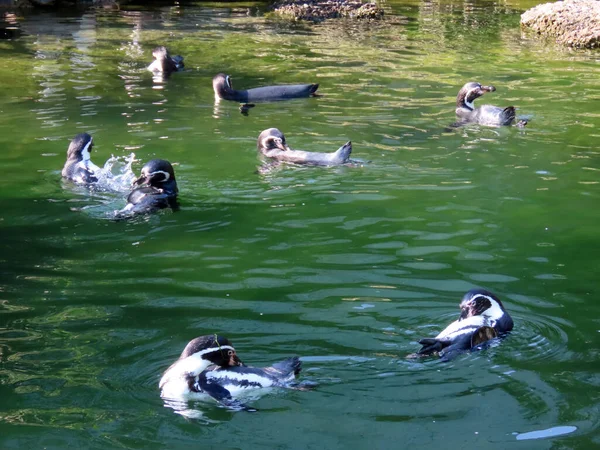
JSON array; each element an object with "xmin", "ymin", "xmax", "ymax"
[
  {"xmin": 213, "ymin": 73, "xmax": 318, "ymax": 103},
  {"xmin": 122, "ymin": 159, "xmax": 178, "ymax": 215}
]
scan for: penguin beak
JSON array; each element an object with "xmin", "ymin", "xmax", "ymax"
[
  {"xmin": 229, "ymin": 352, "xmax": 244, "ymax": 367},
  {"xmin": 481, "ymin": 85, "xmax": 496, "ymax": 93},
  {"xmin": 133, "ymin": 174, "xmax": 148, "ymax": 186},
  {"xmin": 274, "ymin": 137, "xmax": 290, "ymax": 151}
]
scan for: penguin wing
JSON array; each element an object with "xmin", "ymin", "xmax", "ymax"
[
  {"xmin": 447, "ymin": 118, "xmax": 470, "ymax": 130},
  {"xmin": 78, "ymin": 167, "xmax": 99, "ymax": 184},
  {"xmin": 417, "ymin": 338, "xmax": 451, "ymax": 356},
  {"xmin": 198, "ymin": 370, "xmax": 256, "ymax": 412},
  {"xmin": 121, "ymin": 188, "xmax": 173, "ymax": 216}
]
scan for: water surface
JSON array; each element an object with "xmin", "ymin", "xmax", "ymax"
[{"xmin": 0, "ymin": 1, "xmax": 599, "ymax": 448}]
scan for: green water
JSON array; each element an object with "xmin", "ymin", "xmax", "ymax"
[{"xmin": 0, "ymin": 1, "xmax": 599, "ymax": 448}]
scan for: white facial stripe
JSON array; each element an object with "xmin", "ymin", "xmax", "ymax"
[
  {"xmin": 462, "ymin": 294, "xmax": 504, "ymax": 320},
  {"xmin": 81, "ymin": 139, "xmax": 93, "ymax": 161},
  {"xmin": 226, "ymin": 76, "xmax": 231, "ymax": 89},
  {"xmin": 196, "ymin": 345, "xmax": 234, "ymax": 357},
  {"xmin": 150, "ymin": 170, "xmax": 170, "ymax": 182},
  {"xmin": 464, "ymin": 88, "xmax": 478, "ymax": 109},
  {"xmin": 164, "ymin": 344, "xmax": 235, "ymax": 378},
  {"xmin": 478, "ymin": 295, "xmax": 504, "ymax": 320}
]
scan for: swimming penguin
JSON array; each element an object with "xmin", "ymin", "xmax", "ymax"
[
  {"xmin": 147, "ymin": 46, "xmax": 184, "ymax": 74},
  {"xmin": 212, "ymin": 73, "xmax": 319, "ymax": 104},
  {"xmin": 117, "ymin": 159, "xmax": 178, "ymax": 216},
  {"xmin": 160, "ymin": 335, "xmax": 302, "ymax": 411},
  {"xmin": 413, "ymin": 288, "xmax": 514, "ymax": 360},
  {"xmin": 62, "ymin": 132, "xmax": 102, "ymax": 184},
  {"xmin": 257, "ymin": 128, "xmax": 352, "ymax": 166},
  {"xmin": 454, "ymin": 82, "xmax": 527, "ymax": 127}
]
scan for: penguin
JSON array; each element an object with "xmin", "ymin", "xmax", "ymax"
[
  {"xmin": 117, "ymin": 159, "xmax": 178, "ymax": 216},
  {"xmin": 213, "ymin": 73, "xmax": 318, "ymax": 104},
  {"xmin": 62, "ymin": 132, "xmax": 102, "ymax": 184},
  {"xmin": 160, "ymin": 334, "xmax": 302, "ymax": 411},
  {"xmin": 454, "ymin": 82, "xmax": 527, "ymax": 127},
  {"xmin": 257, "ymin": 128, "xmax": 352, "ymax": 166},
  {"xmin": 147, "ymin": 46, "xmax": 184, "ymax": 74},
  {"xmin": 414, "ymin": 288, "xmax": 514, "ymax": 360}
]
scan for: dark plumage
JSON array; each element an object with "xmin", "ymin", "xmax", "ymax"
[
  {"xmin": 213, "ymin": 73, "xmax": 318, "ymax": 103},
  {"xmin": 118, "ymin": 159, "xmax": 178, "ymax": 216},
  {"xmin": 257, "ymin": 128, "xmax": 352, "ymax": 166}
]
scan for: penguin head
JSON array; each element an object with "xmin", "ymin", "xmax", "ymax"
[
  {"xmin": 459, "ymin": 289, "xmax": 507, "ymax": 321},
  {"xmin": 456, "ymin": 82, "xmax": 496, "ymax": 110},
  {"xmin": 133, "ymin": 159, "xmax": 176, "ymax": 189},
  {"xmin": 212, "ymin": 73, "xmax": 234, "ymax": 97},
  {"xmin": 66, "ymin": 133, "xmax": 94, "ymax": 162},
  {"xmin": 152, "ymin": 46, "xmax": 170, "ymax": 61},
  {"xmin": 180, "ymin": 335, "xmax": 243, "ymax": 368},
  {"xmin": 257, "ymin": 128, "xmax": 291, "ymax": 152}
]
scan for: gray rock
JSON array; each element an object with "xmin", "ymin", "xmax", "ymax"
[{"xmin": 521, "ymin": 0, "xmax": 600, "ymax": 49}]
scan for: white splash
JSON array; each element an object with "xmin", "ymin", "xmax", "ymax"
[{"xmin": 93, "ymin": 152, "xmax": 137, "ymax": 192}]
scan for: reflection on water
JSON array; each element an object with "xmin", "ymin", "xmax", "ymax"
[{"xmin": 0, "ymin": 1, "xmax": 599, "ymax": 449}]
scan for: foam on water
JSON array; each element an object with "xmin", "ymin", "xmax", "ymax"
[{"xmin": 93, "ymin": 152, "xmax": 137, "ymax": 193}]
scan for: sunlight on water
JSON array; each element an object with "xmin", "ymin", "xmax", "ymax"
[{"xmin": 0, "ymin": 1, "xmax": 599, "ymax": 449}]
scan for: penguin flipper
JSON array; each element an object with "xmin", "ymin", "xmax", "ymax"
[
  {"xmin": 446, "ymin": 119, "xmax": 469, "ymax": 131},
  {"xmin": 239, "ymin": 103, "xmax": 255, "ymax": 115},
  {"xmin": 198, "ymin": 371, "xmax": 257, "ymax": 412},
  {"xmin": 417, "ymin": 338, "xmax": 448, "ymax": 356}
]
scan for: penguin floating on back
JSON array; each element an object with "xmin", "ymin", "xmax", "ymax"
[
  {"xmin": 411, "ymin": 288, "xmax": 514, "ymax": 360},
  {"xmin": 257, "ymin": 128, "xmax": 352, "ymax": 166}
]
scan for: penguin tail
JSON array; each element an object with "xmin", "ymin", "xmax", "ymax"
[{"xmin": 309, "ymin": 84, "xmax": 319, "ymax": 96}]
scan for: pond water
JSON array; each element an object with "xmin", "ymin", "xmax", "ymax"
[{"xmin": 0, "ymin": 1, "xmax": 599, "ymax": 448}]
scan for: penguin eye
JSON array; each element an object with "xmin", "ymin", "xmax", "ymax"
[{"xmin": 228, "ymin": 350, "xmax": 234, "ymax": 356}]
